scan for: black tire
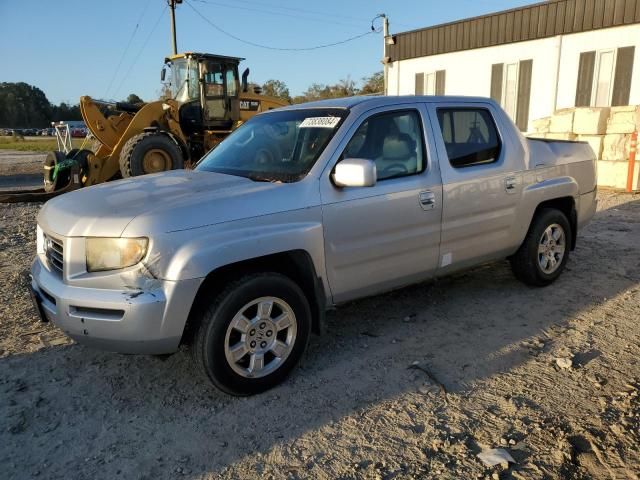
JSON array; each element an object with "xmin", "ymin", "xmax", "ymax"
[
  {"xmin": 119, "ymin": 132, "xmax": 183, "ymax": 178},
  {"xmin": 67, "ymin": 148, "xmax": 91, "ymax": 172},
  {"xmin": 192, "ymin": 273, "xmax": 312, "ymax": 396},
  {"xmin": 510, "ymin": 208, "xmax": 572, "ymax": 287},
  {"xmin": 43, "ymin": 151, "xmax": 68, "ymax": 193}
]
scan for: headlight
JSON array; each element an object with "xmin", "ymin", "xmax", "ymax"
[
  {"xmin": 85, "ymin": 237, "xmax": 148, "ymax": 272},
  {"xmin": 36, "ymin": 225, "xmax": 45, "ymax": 254}
]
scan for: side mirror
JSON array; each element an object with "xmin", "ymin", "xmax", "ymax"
[
  {"xmin": 332, "ymin": 158, "xmax": 377, "ymax": 187},
  {"xmin": 160, "ymin": 67, "xmax": 166, "ymax": 82}
]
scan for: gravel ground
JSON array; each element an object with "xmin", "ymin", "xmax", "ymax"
[
  {"xmin": 0, "ymin": 191, "xmax": 639, "ymax": 480},
  {"xmin": 0, "ymin": 150, "xmax": 46, "ymax": 177}
]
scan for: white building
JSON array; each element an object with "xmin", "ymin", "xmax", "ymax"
[{"xmin": 385, "ymin": 0, "xmax": 640, "ymax": 132}]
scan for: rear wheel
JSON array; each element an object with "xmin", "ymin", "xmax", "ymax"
[
  {"xmin": 192, "ymin": 273, "xmax": 311, "ymax": 396},
  {"xmin": 510, "ymin": 208, "xmax": 571, "ymax": 286},
  {"xmin": 119, "ymin": 132, "xmax": 183, "ymax": 178}
]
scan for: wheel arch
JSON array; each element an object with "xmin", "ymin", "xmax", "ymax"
[
  {"xmin": 181, "ymin": 250, "xmax": 326, "ymax": 346},
  {"xmin": 520, "ymin": 177, "xmax": 579, "ymax": 252},
  {"xmin": 531, "ymin": 196, "xmax": 577, "ymax": 250}
]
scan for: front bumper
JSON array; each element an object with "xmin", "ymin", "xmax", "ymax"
[{"xmin": 30, "ymin": 257, "xmax": 202, "ymax": 354}]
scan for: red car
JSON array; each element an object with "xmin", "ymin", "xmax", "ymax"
[{"xmin": 70, "ymin": 127, "xmax": 87, "ymax": 138}]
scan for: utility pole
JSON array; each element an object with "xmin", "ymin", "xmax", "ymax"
[
  {"xmin": 381, "ymin": 14, "xmax": 390, "ymax": 95},
  {"xmin": 168, "ymin": 0, "xmax": 182, "ymax": 55}
]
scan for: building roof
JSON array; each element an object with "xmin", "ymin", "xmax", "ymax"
[{"xmin": 386, "ymin": 0, "xmax": 640, "ymax": 62}]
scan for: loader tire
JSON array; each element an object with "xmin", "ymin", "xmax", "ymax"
[
  {"xmin": 66, "ymin": 149, "xmax": 91, "ymax": 172},
  {"xmin": 119, "ymin": 132, "xmax": 183, "ymax": 178},
  {"xmin": 43, "ymin": 151, "xmax": 68, "ymax": 193}
]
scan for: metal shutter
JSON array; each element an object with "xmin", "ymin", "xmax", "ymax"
[
  {"xmin": 415, "ymin": 73, "xmax": 424, "ymax": 95},
  {"xmin": 435, "ymin": 70, "xmax": 446, "ymax": 95},
  {"xmin": 612, "ymin": 46, "xmax": 635, "ymax": 106},
  {"xmin": 516, "ymin": 60, "xmax": 533, "ymax": 131},
  {"xmin": 490, "ymin": 63, "xmax": 504, "ymax": 103},
  {"xmin": 575, "ymin": 51, "xmax": 596, "ymax": 106}
]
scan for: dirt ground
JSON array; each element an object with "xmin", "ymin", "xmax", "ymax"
[
  {"xmin": 0, "ymin": 150, "xmax": 47, "ymax": 177},
  {"xmin": 0, "ymin": 190, "xmax": 638, "ymax": 480}
]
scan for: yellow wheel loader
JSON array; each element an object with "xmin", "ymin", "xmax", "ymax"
[{"xmin": 45, "ymin": 53, "xmax": 288, "ymax": 192}]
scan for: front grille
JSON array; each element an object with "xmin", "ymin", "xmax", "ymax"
[{"xmin": 44, "ymin": 234, "xmax": 64, "ymax": 275}]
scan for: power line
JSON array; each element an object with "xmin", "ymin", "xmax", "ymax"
[
  {"xmin": 190, "ymin": 0, "xmax": 364, "ymax": 29},
  {"xmin": 186, "ymin": 0, "xmax": 381, "ymax": 52},
  {"xmin": 103, "ymin": 0, "xmax": 154, "ymax": 99},
  {"xmin": 230, "ymin": 0, "xmax": 372, "ymax": 23},
  {"xmin": 227, "ymin": 0, "xmax": 418, "ymax": 29},
  {"xmin": 113, "ymin": 4, "xmax": 168, "ymax": 99}
]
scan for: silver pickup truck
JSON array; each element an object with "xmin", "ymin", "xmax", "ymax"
[{"xmin": 30, "ymin": 96, "xmax": 597, "ymax": 395}]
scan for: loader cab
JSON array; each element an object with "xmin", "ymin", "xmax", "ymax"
[{"xmin": 164, "ymin": 53, "xmax": 242, "ymax": 133}]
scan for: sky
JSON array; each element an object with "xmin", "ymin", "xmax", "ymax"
[{"xmin": 0, "ymin": 0, "xmax": 534, "ymax": 105}]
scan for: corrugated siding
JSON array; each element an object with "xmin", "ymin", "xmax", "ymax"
[{"xmin": 386, "ymin": 0, "xmax": 640, "ymax": 61}]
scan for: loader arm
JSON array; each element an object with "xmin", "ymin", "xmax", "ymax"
[
  {"xmin": 80, "ymin": 97, "xmax": 179, "ymax": 185},
  {"xmin": 80, "ymin": 96, "xmax": 133, "ymax": 152}
]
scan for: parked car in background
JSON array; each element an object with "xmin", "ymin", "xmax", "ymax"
[
  {"xmin": 70, "ymin": 127, "xmax": 87, "ymax": 138},
  {"xmin": 30, "ymin": 96, "xmax": 597, "ymax": 395}
]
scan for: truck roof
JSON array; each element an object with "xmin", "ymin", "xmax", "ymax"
[{"xmin": 281, "ymin": 95, "xmax": 498, "ymax": 111}]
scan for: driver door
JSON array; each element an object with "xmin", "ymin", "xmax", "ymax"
[
  {"xmin": 200, "ymin": 61, "xmax": 238, "ymax": 129},
  {"xmin": 320, "ymin": 104, "xmax": 443, "ymax": 303}
]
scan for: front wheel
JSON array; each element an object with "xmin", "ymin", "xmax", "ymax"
[
  {"xmin": 119, "ymin": 132, "xmax": 183, "ymax": 178},
  {"xmin": 510, "ymin": 208, "xmax": 572, "ymax": 286},
  {"xmin": 192, "ymin": 273, "xmax": 311, "ymax": 395}
]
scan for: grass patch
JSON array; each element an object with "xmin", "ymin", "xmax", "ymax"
[{"xmin": 0, "ymin": 136, "xmax": 87, "ymax": 152}]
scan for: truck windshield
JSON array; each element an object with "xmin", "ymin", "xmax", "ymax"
[
  {"xmin": 196, "ymin": 108, "xmax": 348, "ymax": 182},
  {"xmin": 170, "ymin": 58, "xmax": 199, "ymax": 102}
]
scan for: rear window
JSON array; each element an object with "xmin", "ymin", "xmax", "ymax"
[{"xmin": 436, "ymin": 108, "xmax": 501, "ymax": 168}]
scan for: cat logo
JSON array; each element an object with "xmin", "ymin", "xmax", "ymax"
[{"xmin": 240, "ymin": 100, "xmax": 261, "ymax": 111}]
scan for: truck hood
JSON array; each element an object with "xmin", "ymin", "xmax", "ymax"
[{"xmin": 38, "ymin": 170, "xmax": 316, "ymax": 238}]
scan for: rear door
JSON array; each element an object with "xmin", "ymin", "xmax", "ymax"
[
  {"xmin": 426, "ymin": 102, "xmax": 524, "ymax": 272},
  {"xmin": 320, "ymin": 103, "xmax": 443, "ymax": 303}
]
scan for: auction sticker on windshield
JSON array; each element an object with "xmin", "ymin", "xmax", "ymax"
[{"xmin": 299, "ymin": 117, "xmax": 341, "ymax": 128}]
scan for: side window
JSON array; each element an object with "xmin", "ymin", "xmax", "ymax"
[
  {"xmin": 343, "ymin": 110, "xmax": 426, "ymax": 181},
  {"xmin": 203, "ymin": 63, "xmax": 224, "ymax": 97},
  {"xmin": 436, "ymin": 108, "xmax": 501, "ymax": 168},
  {"xmin": 226, "ymin": 68, "xmax": 238, "ymax": 97}
]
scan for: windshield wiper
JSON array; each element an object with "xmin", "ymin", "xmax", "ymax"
[{"xmin": 246, "ymin": 173, "xmax": 282, "ymax": 183}]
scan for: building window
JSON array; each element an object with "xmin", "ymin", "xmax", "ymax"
[
  {"xmin": 502, "ymin": 63, "xmax": 519, "ymax": 119},
  {"xmin": 576, "ymin": 46, "xmax": 635, "ymax": 107},
  {"xmin": 490, "ymin": 60, "xmax": 532, "ymax": 131},
  {"xmin": 594, "ymin": 50, "xmax": 616, "ymax": 107},
  {"xmin": 425, "ymin": 72, "xmax": 436, "ymax": 95},
  {"xmin": 414, "ymin": 70, "xmax": 446, "ymax": 95}
]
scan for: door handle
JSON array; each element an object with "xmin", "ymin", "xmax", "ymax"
[
  {"xmin": 419, "ymin": 191, "xmax": 436, "ymax": 210},
  {"xmin": 505, "ymin": 176, "xmax": 517, "ymax": 192}
]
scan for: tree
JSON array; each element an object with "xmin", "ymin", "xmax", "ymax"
[
  {"xmin": 0, "ymin": 82, "xmax": 85, "ymax": 127},
  {"xmin": 50, "ymin": 102, "xmax": 82, "ymax": 123},
  {"xmin": 360, "ymin": 71, "xmax": 384, "ymax": 95},
  {"xmin": 292, "ymin": 77, "xmax": 359, "ymax": 104},
  {"xmin": 0, "ymin": 82, "xmax": 52, "ymax": 127},
  {"xmin": 125, "ymin": 93, "xmax": 144, "ymax": 104},
  {"xmin": 262, "ymin": 79, "xmax": 291, "ymax": 104}
]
